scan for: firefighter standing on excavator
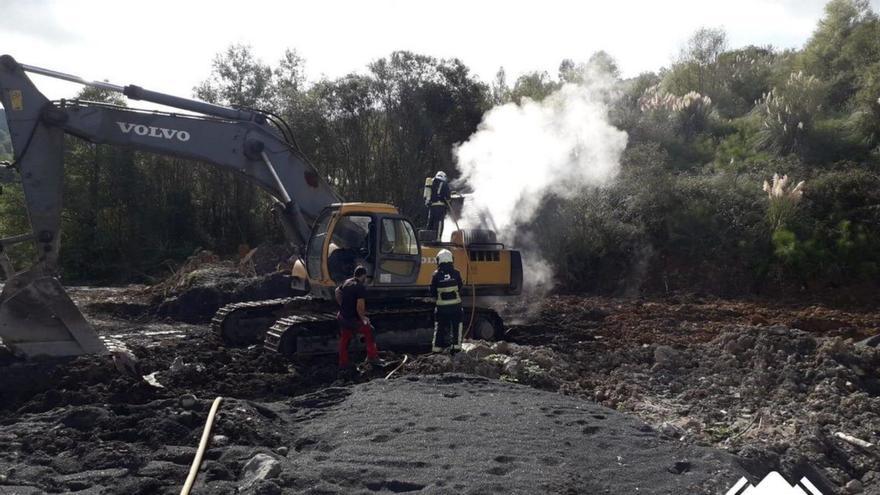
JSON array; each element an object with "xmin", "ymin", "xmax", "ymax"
[
  {"xmin": 430, "ymin": 249, "xmax": 464, "ymax": 353},
  {"xmin": 336, "ymin": 266, "xmax": 380, "ymax": 372},
  {"xmin": 424, "ymin": 171, "xmax": 451, "ymax": 240}
]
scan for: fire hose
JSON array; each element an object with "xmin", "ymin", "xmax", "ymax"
[
  {"xmin": 445, "ymin": 199, "xmax": 477, "ymax": 339},
  {"xmin": 180, "ymin": 396, "xmax": 223, "ymax": 495},
  {"xmin": 385, "ymin": 203, "xmax": 475, "ymax": 381}
]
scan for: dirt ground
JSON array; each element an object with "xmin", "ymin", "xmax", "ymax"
[
  {"xmin": 1, "ymin": 283, "xmax": 879, "ymax": 494},
  {"xmin": 498, "ymin": 295, "xmax": 880, "ymax": 493}
]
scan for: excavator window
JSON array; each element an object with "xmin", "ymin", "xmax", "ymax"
[
  {"xmin": 328, "ymin": 215, "xmax": 373, "ymax": 283},
  {"xmin": 380, "ymin": 218, "xmax": 418, "ymax": 255},
  {"xmin": 376, "ymin": 217, "xmax": 420, "ymax": 283}
]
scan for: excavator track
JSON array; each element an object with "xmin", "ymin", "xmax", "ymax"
[
  {"xmin": 264, "ymin": 303, "xmax": 505, "ymax": 357},
  {"xmin": 211, "ymin": 297, "xmax": 297, "ymax": 345}
]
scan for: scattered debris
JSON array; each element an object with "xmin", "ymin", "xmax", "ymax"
[
  {"xmin": 239, "ymin": 453, "xmax": 282, "ymax": 490},
  {"xmin": 835, "ymin": 432, "xmax": 875, "ymax": 450}
]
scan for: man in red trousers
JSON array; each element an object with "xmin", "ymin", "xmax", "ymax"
[{"xmin": 335, "ymin": 265, "xmax": 380, "ymax": 373}]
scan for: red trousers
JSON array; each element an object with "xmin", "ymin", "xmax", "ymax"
[{"xmin": 338, "ymin": 316, "xmax": 379, "ymax": 367}]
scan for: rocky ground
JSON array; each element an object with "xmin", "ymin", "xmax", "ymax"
[
  {"xmin": 470, "ymin": 295, "xmax": 880, "ymax": 493},
  {"xmin": 1, "ymin": 267, "xmax": 879, "ymax": 494}
]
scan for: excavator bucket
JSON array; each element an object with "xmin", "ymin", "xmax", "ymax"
[{"xmin": 0, "ymin": 269, "xmax": 107, "ymax": 357}]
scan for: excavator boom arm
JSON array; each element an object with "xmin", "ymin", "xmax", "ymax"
[{"xmin": 0, "ymin": 54, "xmax": 340, "ymax": 357}]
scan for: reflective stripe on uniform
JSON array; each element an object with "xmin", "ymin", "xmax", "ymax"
[{"xmin": 436, "ymin": 285, "xmax": 461, "ymax": 306}]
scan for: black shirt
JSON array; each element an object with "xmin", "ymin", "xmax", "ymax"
[{"xmin": 338, "ymin": 278, "xmax": 367, "ymax": 320}]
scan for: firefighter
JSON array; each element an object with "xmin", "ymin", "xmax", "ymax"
[
  {"xmin": 430, "ymin": 249, "xmax": 464, "ymax": 352},
  {"xmin": 424, "ymin": 171, "xmax": 450, "ymax": 240},
  {"xmin": 335, "ymin": 265, "xmax": 380, "ymax": 372}
]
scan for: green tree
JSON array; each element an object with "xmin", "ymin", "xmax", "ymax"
[
  {"xmin": 665, "ymin": 27, "xmax": 728, "ymax": 97},
  {"xmin": 509, "ymin": 71, "xmax": 558, "ymax": 102},
  {"xmin": 193, "ymin": 44, "xmax": 279, "ymax": 254},
  {"xmin": 195, "ymin": 44, "xmax": 274, "ymax": 109},
  {"xmin": 801, "ymin": 0, "xmax": 880, "ymax": 108}
]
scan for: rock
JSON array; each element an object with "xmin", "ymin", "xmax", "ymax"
[
  {"xmin": 169, "ymin": 357, "xmax": 205, "ymax": 375},
  {"xmin": 847, "ymin": 480, "xmax": 864, "ymax": 494},
  {"xmin": 473, "ymin": 360, "xmax": 501, "ymax": 380},
  {"xmin": 491, "ymin": 341, "xmax": 511, "ymax": 354},
  {"xmin": 667, "ymin": 460, "xmax": 691, "ymax": 475},
  {"xmin": 275, "ymin": 446, "xmax": 289, "ymax": 456},
  {"xmin": 65, "ymin": 479, "xmax": 92, "ymax": 491},
  {"xmin": 0, "ymin": 487, "xmax": 40, "ymax": 494},
  {"xmin": 179, "ymin": 394, "xmax": 197, "ymax": 409},
  {"xmin": 653, "ymin": 346, "xmax": 682, "ymax": 369},
  {"xmin": 502, "ymin": 358, "xmax": 524, "ymax": 377},
  {"xmin": 240, "ymin": 453, "xmax": 282, "ymax": 490},
  {"xmin": 862, "ymin": 471, "xmax": 879, "ymax": 485},
  {"xmin": 659, "ymin": 422, "xmax": 685, "ymax": 439},
  {"xmin": 420, "ymin": 354, "xmax": 453, "ymax": 374},
  {"xmin": 60, "ymin": 406, "xmax": 109, "ymax": 431},
  {"xmin": 791, "ymin": 317, "xmax": 846, "ymax": 333},
  {"xmin": 138, "ymin": 461, "xmax": 188, "ymax": 479},
  {"xmin": 212, "ymin": 435, "xmax": 230, "ymax": 447},
  {"xmin": 248, "ymin": 480, "xmax": 283, "ymax": 495},
  {"xmin": 451, "ymin": 350, "xmax": 478, "ymax": 373},
  {"xmin": 170, "ymin": 356, "xmax": 187, "ymax": 374},
  {"xmin": 153, "ymin": 445, "xmax": 197, "ymax": 465},
  {"xmin": 528, "ymin": 348, "xmax": 558, "ymax": 370},
  {"xmin": 116, "ymin": 476, "xmax": 162, "ymax": 495},
  {"xmin": 203, "ymin": 460, "xmax": 234, "ymax": 481},
  {"xmin": 176, "ymin": 410, "xmax": 197, "ymax": 426},
  {"xmin": 462, "ymin": 342, "xmax": 493, "ymax": 360},
  {"xmin": 58, "ymin": 468, "xmax": 130, "ymax": 484},
  {"xmin": 722, "ymin": 335, "xmax": 755, "ymax": 356},
  {"xmin": 749, "ymin": 314, "xmax": 769, "ymax": 325}
]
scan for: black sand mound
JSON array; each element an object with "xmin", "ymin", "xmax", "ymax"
[
  {"xmin": 256, "ymin": 374, "xmax": 746, "ymax": 494},
  {"xmin": 0, "ymin": 371, "xmax": 747, "ymax": 494}
]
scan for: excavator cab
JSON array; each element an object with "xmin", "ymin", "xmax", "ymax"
[{"xmin": 306, "ymin": 204, "xmax": 422, "ymax": 297}]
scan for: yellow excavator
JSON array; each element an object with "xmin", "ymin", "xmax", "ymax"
[{"xmin": 0, "ymin": 55, "xmax": 522, "ymax": 358}]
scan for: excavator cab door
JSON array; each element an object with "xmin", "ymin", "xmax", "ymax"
[{"xmin": 374, "ymin": 215, "xmax": 421, "ymax": 285}]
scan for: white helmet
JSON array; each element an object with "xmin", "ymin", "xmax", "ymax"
[
  {"xmin": 437, "ymin": 249, "xmax": 454, "ymax": 264},
  {"xmin": 434, "ymin": 171, "xmax": 447, "ymax": 182}
]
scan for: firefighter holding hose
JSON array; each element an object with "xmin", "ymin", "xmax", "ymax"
[
  {"xmin": 430, "ymin": 249, "xmax": 464, "ymax": 353},
  {"xmin": 424, "ymin": 170, "xmax": 451, "ymax": 240}
]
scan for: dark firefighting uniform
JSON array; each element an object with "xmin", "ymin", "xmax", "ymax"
[
  {"xmin": 424, "ymin": 177, "xmax": 451, "ymax": 239},
  {"xmin": 430, "ymin": 262, "xmax": 464, "ymax": 351}
]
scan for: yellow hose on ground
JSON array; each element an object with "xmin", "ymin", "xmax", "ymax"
[{"xmin": 180, "ymin": 396, "xmax": 223, "ymax": 495}]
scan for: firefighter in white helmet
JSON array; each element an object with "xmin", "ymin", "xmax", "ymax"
[
  {"xmin": 430, "ymin": 248, "xmax": 464, "ymax": 352},
  {"xmin": 423, "ymin": 171, "xmax": 450, "ymax": 240}
]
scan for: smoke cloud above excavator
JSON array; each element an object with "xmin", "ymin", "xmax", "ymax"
[{"xmin": 453, "ymin": 63, "xmax": 628, "ymax": 293}]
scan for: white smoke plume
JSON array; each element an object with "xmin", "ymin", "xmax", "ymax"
[{"xmin": 453, "ymin": 66, "xmax": 628, "ymax": 293}]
